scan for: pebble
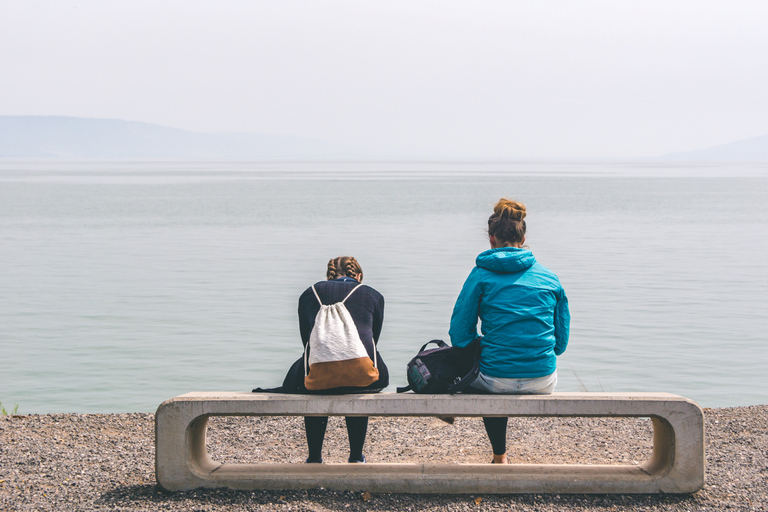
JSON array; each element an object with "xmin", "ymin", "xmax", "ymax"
[{"xmin": 0, "ymin": 406, "xmax": 766, "ymax": 511}]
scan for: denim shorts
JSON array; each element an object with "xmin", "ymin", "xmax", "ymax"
[{"xmin": 470, "ymin": 370, "xmax": 557, "ymax": 394}]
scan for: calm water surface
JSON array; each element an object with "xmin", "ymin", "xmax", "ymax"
[{"xmin": 1, "ymin": 160, "xmax": 767, "ymax": 412}]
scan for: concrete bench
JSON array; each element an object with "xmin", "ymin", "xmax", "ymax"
[{"xmin": 155, "ymin": 392, "xmax": 704, "ymax": 494}]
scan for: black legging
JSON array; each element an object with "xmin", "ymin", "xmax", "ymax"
[
  {"xmin": 304, "ymin": 416, "xmax": 368, "ymax": 462},
  {"xmin": 483, "ymin": 417, "xmax": 508, "ymax": 456}
]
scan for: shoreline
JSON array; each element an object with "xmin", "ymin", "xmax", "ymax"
[{"xmin": 2, "ymin": 405, "xmax": 766, "ymax": 511}]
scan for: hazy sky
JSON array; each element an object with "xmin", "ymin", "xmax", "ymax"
[{"xmin": 2, "ymin": 1, "xmax": 767, "ymax": 158}]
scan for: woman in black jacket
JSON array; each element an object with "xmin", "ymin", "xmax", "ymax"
[{"xmin": 297, "ymin": 256, "xmax": 388, "ymax": 463}]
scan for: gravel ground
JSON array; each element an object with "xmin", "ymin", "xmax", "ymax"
[{"xmin": 1, "ymin": 405, "xmax": 766, "ymax": 511}]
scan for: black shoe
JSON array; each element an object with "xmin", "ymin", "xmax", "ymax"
[
  {"xmin": 348, "ymin": 454, "xmax": 366, "ymax": 463},
  {"xmin": 306, "ymin": 457, "xmax": 323, "ymax": 463}
]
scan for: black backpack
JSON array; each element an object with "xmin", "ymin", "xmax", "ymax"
[{"xmin": 397, "ymin": 339, "xmax": 481, "ymax": 394}]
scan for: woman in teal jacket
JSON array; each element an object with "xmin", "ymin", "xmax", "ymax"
[{"xmin": 450, "ymin": 198, "xmax": 570, "ymax": 464}]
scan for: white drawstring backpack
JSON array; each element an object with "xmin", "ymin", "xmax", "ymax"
[{"xmin": 304, "ymin": 283, "xmax": 379, "ymax": 390}]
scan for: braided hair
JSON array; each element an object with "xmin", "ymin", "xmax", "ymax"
[
  {"xmin": 487, "ymin": 198, "xmax": 527, "ymax": 247},
  {"xmin": 326, "ymin": 256, "xmax": 364, "ymax": 282}
]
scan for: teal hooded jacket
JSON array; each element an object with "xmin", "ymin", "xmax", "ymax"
[{"xmin": 449, "ymin": 247, "xmax": 570, "ymax": 379}]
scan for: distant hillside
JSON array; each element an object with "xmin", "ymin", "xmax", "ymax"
[
  {"xmin": 663, "ymin": 135, "xmax": 768, "ymax": 161},
  {"xmin": 0, "ymin": 116, "xmax": 391, "ymax": 159}
]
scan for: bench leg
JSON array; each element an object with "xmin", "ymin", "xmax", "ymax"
[
  {"xmin": 189, "ymin": 415, "xmax": 218, "ymax": 476},
  {"xmin": 642, "ymin": 416, "xmax": 674, "ymax": 476}
]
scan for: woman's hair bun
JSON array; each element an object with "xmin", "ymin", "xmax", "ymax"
[{"xmin": 493, "ymin": 198, "xmax": 526, "ymax": 221}]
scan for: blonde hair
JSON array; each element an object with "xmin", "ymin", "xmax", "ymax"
[
  {"xmin": 488, "ymin": 198, "xmax": 527, "ymax": 246},
  {"xmin": 326, "ymin": 256, "xmax": 363, "ymax": 282}
]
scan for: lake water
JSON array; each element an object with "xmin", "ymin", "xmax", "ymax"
[{"xmin": 1, "ymin": 160, "xmax": 766, "ymax": 413}]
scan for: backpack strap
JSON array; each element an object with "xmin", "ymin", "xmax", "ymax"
[
  {"xmin": 341, "ymin": 283, "xmax": 377, "ymax": 368},
  {"xmin": 420, "ymin": 339, "xmax": 449, "ymax": 352},
  {"xmin": 310, "ymin": 285, "xmax": 323, "ymax": 306},
  {"xmin": 341, "ymin": 283, "xmax": 364, "ymax": 303}
]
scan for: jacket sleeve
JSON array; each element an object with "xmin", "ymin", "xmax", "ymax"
[
  {"xmin": 298, "ymin": 288, "xmax": 314, "ymax": 347},
  {"xmin": 372, "ymin": 293, "xmax": 385, "ymax": 345},
  {"xmin": 449, "ymin": 267, "xmax": 483, "ymax": 348},
  {"xmin": 553, "ymin": 287, "xmax": 570, "ymax": 356}
]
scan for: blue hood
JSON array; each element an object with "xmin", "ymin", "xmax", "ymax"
[{"xmin": 475, "ymin": 248, "xmax": 536, "ymax": 273}]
